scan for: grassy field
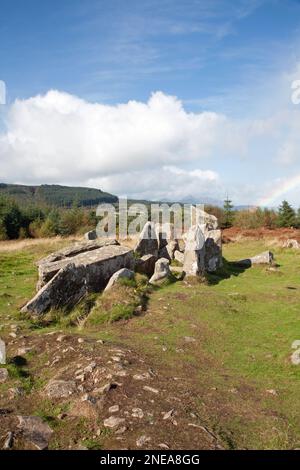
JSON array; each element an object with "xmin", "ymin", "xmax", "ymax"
[{"xmin": 1, "ymin": 237, "xmax": 300, "ymax": 449}]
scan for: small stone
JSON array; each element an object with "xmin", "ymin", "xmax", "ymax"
[
  {"xmin": 9, "ymin": 332, "xmax": 17, "ymax": 339},
  {"xmin": 104, "ymin": 268, "xmax": 135, "ymax": 291},
  {"xmin": 84, "ymin": 362, "xmax": 96, "ymax": 373},
  {"xmin": 136, "ymin": 435, "xmax": 151, "ymax": 447},
  {"xmin": 158, "ymin": 443, "xmax": 169, "ymax": 449},
  {"xmin": 45, "ymin": 380, "xmax": 76, "ymax": 398},
  {"xmin": 81, "ymin": 393, "xmax": 97, "ymax": 405},
  {"xmin": 78, "ymin": 338, "xmax": 84, "ymax": 344},
  {"xmin": 132, "ymin": 408, "xmax": 144, "ymax": 419},
  {"xmin": 266, "ymin": 389, "xmax": 277, "ymax": 396},
  {"xmin": 291, "ymin": 340, "xmax": 300, "ymax": 349},
  {"xmin": 112, "ymin": 356, "xmax": 121, "ymax": 362},
  {"xmin": 0, "ymin": 368, "xmax": 8, "ymax": 383},
  {"xmin": 115, "ymin": 370, "xmax": 127, "ymax": 377},
  {"xmin": 75, "ymin": 374, "xmax": 85, "ymax": 382},
  {"xmin": 184, "ymin": 336, "xmax": 196, "ymax": 343},
  {"xmin": 17, "ymin": 416, "xmax": 53, "ymax": 450},
  {"xmin": 17, "ymin": 347, "xmax": 33, "ymax": 356},
  {"xmin": 3, "ymin": 432, "xmax": 13, "ymax": 450},
  {"xmin": 133, "ymin": 373, "xmax": 150, "ymax": 381},
  {"xmin": 115, "ymin": 426, "xmax": 127, "ymax": 435},
  {"xmin": 291, "ymin": 349, "xmax": 300, "ymax": 365},
  {"xmin": 95, "ymin": 383, "xmax": 115, "ymax": 394},
  {"xmin": 143, "ymin": 385, "xmax": 159, "ymax": 394},
  {"xmin": 109, "ymin": 405, "xmax": 120, "ymax": 413},
  {"xmin": 104, "ymin": 416, "xmax": 125, "ymax": 429},
  {"xmin": 162, "ymin": 409, "xmax": 174, "ymax": 420},
  {"xmin": 8, "ymin": 387, "xmax": 25, "ymax": 399},
  {"xmin": 57, "ymin": 334, "xmax": 67, "ymax": 342}
]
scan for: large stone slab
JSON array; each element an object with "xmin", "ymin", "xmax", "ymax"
[
  {"xmin": 22, "ymin": 245, "xmax": 135, "ymax": 315},
  {"xmin": 37, "ymin": 239, "xmax": 119, "ymax": 290}
]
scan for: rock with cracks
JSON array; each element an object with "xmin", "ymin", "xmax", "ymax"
[
  {"xmin": 37, "ymin": 239, "xmax": 120, "ymax": 290},
  {"xmin": 21, "ymin": 244, "xmax": 135, "ymax": 316}
]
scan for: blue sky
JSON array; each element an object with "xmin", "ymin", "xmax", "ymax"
[{"xmin": 1, "ymin": 0, "xmax": 300, "ymax": 205}]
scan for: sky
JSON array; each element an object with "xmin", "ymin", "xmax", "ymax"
[{"xmin": 1, "ymin": 0, "xmax": 300, "ymax": 206}]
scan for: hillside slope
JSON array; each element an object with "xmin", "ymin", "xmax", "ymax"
[{"xmin": 0, "ymin": 183, "xmax": 118, "ymax": 207}]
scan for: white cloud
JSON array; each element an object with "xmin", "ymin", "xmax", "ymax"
[
  {"xmin": 1, "ymin": 84, "xmax": 300, "ymax": 204},
  {"xmin": 0, "ymin": 90, "xmax": 227, "ymax": 194},
  {"xmin": 86, "ymin": 165, "xmax": 220, "ymax": 201}
]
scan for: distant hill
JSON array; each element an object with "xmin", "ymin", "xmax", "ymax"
[{"xmin": 0, "ymin": 183, "xmax": 118, "ymax": 208}]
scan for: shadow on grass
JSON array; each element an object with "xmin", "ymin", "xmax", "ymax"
[{"xmin": 206, "ymin": 258, "xmax": 251, "ymax": 286}]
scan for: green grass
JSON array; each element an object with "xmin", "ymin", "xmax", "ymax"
[{"xmin": 1, "ymin": 238, "xmax": 300, "ymax": 448}]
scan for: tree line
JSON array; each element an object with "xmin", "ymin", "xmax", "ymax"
[{"xmin": 0, "ymin": 194, "xmax": 299, "ymax": 240}]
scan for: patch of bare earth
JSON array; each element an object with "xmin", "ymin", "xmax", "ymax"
[
  {"xmin": 0, "ymin": 332, "xmax": 222, "ymax": 450},
  {"xmin": 222, "ymin": 227, "xmax": 300, "ymax": 244}
]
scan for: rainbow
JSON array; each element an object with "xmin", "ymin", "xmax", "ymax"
[{"xmin": 256, "ymin": 173, "xmax": 300, "ymax": 207}]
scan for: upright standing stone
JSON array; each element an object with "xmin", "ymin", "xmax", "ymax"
[
  {"xmin": 183, "ymin": 225, "xmax": 206, "ymax": 276},
  {"xmin": 134, "ymin": 222, "xmax": 159, "ymax": 257},
  {"xmin": 204, "ymin": 229, "xmax": 222, "ymax": 272},
  {"xmin": 0, "ymin": 339, "xmax": 6, "ymax": 364}
]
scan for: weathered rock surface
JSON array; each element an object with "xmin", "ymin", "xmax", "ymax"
[
  {"xmin": 183, "ymin": 225, "xmax": 206, "ymax": 276},
  {"xmin": 104, "ymin": 268, "xmax": 135, "ymax": 291},
  {"xmin": 37, "ymin": 239, "xmax": 120, "ymax": 290},
  {"xmin": 22, "ymin": 245, "xmax": 135, "ymax": 315},
  {"xmin": 237, "ymin": 251, "xmax": 274, "ymax": 267},
  {"xmin": 135, "ymin": 254, "xmax": 156, "ymax": 277},
  {"xmin": 196, "ymin": 209, "xmax": 218, "ymax": 230},
  {"xmin": 204, "ymin": 229, "xmax": 222, "ymax": 272},
  {"xmin": 17, "ymin": 416, "xmax": 53, "ymax": 450},
  {"xmin": 182, "ymin": 222, "xmax": 222, "ymax": 275},
  {"xmin": 45, "ymin": 379, "xmax": 77, "ymax": 398},
  {"xmin": 134, "ymin": 222, "xmax": 159, "ymax": 257},
  {"xmin": 149, "ymin": 258, "xmax": 171, "ymax": 284}
]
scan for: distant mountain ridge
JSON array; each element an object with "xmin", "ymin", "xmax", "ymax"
[
  {"xmin": 0, "ymin": 183, "xmax": 256, "ymax": 210},
  {"xmin": 0, "ymin": 183, "xmax": 118, "ymax": 207}
]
